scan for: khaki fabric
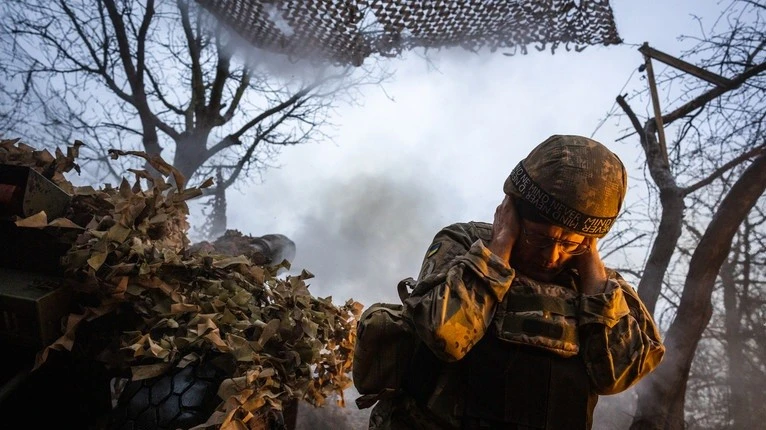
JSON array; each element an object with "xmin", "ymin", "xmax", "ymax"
[
  {"xmin": 369, "ymin": 222, "xmax": 665, "ymax": 429},
  {"xmin": 353, "ymin": 302, "xmax": 418, "ymax": 397},
  {"xmin": 492, "ymin": 274, "xmax": 581, "ymax": 357},
  {"xmin": 503, "ymin": 135, "xmax": 628, "ymax": 237}
]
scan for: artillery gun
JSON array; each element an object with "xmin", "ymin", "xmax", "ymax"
[
  {"xmin": 0, "ymin": 137, "xmax": 357, "ymax": 429},
  {"xmin": 0, "ymin": 164, "xmax": 295, "ymax": 429}
]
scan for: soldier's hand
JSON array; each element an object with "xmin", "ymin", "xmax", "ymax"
[
  {"xmin": 489, "ymin": 195, "xmax": 520, "ymax": 263},
  {"xmin": 572, "ymin": 237, "xmax": 609, "ymax": 295}
]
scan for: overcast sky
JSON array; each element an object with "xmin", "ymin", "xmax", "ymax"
[{"xmin": 189, "ymin": 0, "xmax": 724, "ymax": 308}]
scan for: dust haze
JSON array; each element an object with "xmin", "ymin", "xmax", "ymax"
[{"xmin": 283, "ymin": 172, "xmax": 463, "ymax": 306}]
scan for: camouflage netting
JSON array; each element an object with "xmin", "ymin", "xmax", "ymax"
[
  {"xmin": 0, "ymin": 139, "xmax": 362, "ymax": 429},
  {"xmin": 195, "ymin": 0, "xmax": 622, "ymax": 66}
]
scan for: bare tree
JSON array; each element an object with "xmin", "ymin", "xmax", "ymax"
[
  {"xmin": 670, "ymin": 185, "xmax": 766, "ymax": 429},
  {"xmin": 613, "ymin": 1, "xmax": 766, "ymax": 428},
  {"xmin": 718, "ymin": 211, "xmax": 766, "ymax": 428},
  {"xmin": 0, "ymin": 0, "xmax": 385, "ymax": 239}
]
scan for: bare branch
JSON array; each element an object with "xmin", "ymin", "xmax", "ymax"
[
  {"xmin": 102, "ymin": 122, "xmax": 143, "ymax": 136},
  {"xmin": 102, "ymin": 0, "xmax": 177, "ymax": 145},
  {"xmin": 56, "ymin": 0, "xmax": 106, "ymax": 74},
  {"xmin": 178, "ymin": 0, "xmax": 204, "ymax": 130},
  {"xmin": 102, "ymin": 0, "xmax": 140, "ymax": 94},
  {"xmin": 144, "ymin": 66, "xmax": 186, "ymax": 115},
  {"xmin": 206, "ymin": 85, "xmax": 313, "ymax": 158},
  {"xmin": 220, "ymin": 103, "xmax": 302, "ymax": 189},
  {"xmin": 230, "ymin": 80, "xmax": 328, "ymax": 140},
  {"xmin": 683, "ymin": 144, "xmax": 766, "ymax": 195},
  {"xmin": 740, "ymin": 0, "xmax": 766, "ymax": 11},
  {"xmin": 135, "ymin": 0, "xmax": 155, "ymax": 81},
  {"xmin": 208, "ymin": 26, "xmax": 230, "ymax": 125},
  {"xmin": 616, "ymin": 94, "xmax": 648, "ymax": 149},
  {"xmin": 223, "ymin": 68, "xmax": 250, "ymax": 122},
  {"xmin": 661, "ymin": 61, "xmax": 766, "ymax": 126},
  {"xmin": 601, "ymin": 232, "xmax": 648, "ymax": 261},
  {"xmin": 744, "ymin": 39, "xmax": 766, "ymax": 68}
]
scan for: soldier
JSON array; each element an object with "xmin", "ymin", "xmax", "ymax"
[{"xmin": 368, "ymin": 135, "xmax": 665, "ymax": 429}]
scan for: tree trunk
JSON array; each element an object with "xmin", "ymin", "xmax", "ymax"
[
  {"xmin": 611, "ymin": 107, "xmax": 686, "ymax": 315},
  {"xmin": 173, "ymin": 131, "xmax": 211, "ymax": 181},
  {"xmin": 637, "ymin": 186, "xmax": 684, "ymax": 315},
  {"xmin": 631, "ymin": 153, "xmax": 766, "ymax": 429},
  {"xmin": 207, "ymin": 173, "xmax": 227, "ymax": 241},
  {"xmin": 721, "ymin": 257, "xmax": 750, "ymax": 429}
]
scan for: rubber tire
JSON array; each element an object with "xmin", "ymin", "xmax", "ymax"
[{"xmin": 109, "ymin": 355, "xmax": 233, "ymax": 430}]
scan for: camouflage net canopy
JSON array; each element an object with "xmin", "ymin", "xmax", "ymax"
[{"xmin": 195, "ymin": 0, "xmax": 622, "ymax": 66}]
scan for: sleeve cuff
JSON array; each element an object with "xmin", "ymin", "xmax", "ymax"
[
  {"xmin": 456, "ymin": 239, "xmax": 515, "ymax": 301},
  {"xmin": 579, "ymin": 280, "xmax": 631, "ymax": 327}
]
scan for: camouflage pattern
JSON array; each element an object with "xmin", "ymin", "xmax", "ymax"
[
  {"xmin": 503, "ymin": 135, "xmax": 628, "ymax": 237},
  {"xmin": 368, "ymin": 222, "xmax": 665, "ymax": 429},
  {"xmin": 492, "ymin": 273, "xmax": 582, "ymax": 357}
]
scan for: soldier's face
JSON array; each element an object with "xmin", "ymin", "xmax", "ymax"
[{"xmin": 511, "ymin": 220, "xmax": 585, "ymax": 282}]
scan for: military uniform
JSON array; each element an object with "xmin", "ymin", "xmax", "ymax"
[
  {"xmin": 369, "ymin": 222, "xmax": 664, "ymax": 429},
  {"xmin": 368, "ymin": 136, "xmax": 665, "ymax": 429}
]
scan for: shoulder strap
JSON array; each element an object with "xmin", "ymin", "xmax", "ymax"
[
  {"xmin": 397, "ymin": 277, "xmax": 416, "ymax": 304},
  {"xmin": 354, "ymin": 277, "xmax": 419, "ymax": 410},
  {"xmin": 394, "ymin": 277, "xmax": 447, "ymax": 410}
]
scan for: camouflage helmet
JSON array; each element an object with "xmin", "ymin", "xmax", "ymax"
[{"xmin": 503, "ymin": 135, "xmax": 627, "ymax": 238}]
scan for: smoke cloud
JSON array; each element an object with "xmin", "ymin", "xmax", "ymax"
[{"xmin": 284, "ymin": 171, "xmax": 460, "ymax": 306}]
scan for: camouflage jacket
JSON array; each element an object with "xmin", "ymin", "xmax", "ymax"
[{"xmin": 369, "ymin": 222, "xmax": 665, "ymax": 430}]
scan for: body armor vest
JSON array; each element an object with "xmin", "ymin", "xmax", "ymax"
[
  {"xmin": 493, "ymin": 273, "xmax": 581, "ymax": 357},
  {"xmin": 461, "ymin": 335, "xmax": 597, "ymax": 429},
  {"xmin": 461, "ymin": 273, "xmax": 595, "ymax": 429}
]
